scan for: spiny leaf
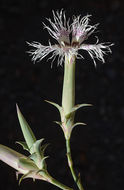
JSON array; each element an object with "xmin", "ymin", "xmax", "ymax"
[
  {"xmin": 18, "ymin": 171, "xmax": 32, "ymax": 185},
  {"xmin": 31, "ymin": 139, "xmax": 44, "ymax": 155},
  {"xmin": 16, "ymin": 104, "xmax": 36, "ymax": 153},
  {"xmin": 16, "ymin": 141, "xmax": 29, "ymax": 152},
  {"xmin": 54, "ymin": 121, "xmax": 62, "ymax": 127},
  {"xmin": 30, "ymin": 140, "xmax": 48, "ymax": 169},
  {"xmin": 35, "ymin": 169, "xmax": 44, "ymax": 175},
  {"xmin": 40, "ymin": 143, "xmax": 49, "ymax": 154},
  {"xmin": 72, "ymin": 104, "xmax": 93, "ymax": 112},
  {"xmin": 16, "ymin": 171, "xmax": 21, "ymax": 180},
  {"xmin": 72, "ymin": 122, "xmax": 86, "ymax": 129},
  {"xmin": 45, "ymin": 100, "xmax": 62, "ymax": 113},
  {"xmin": 38, "ymin": 156, "xmax": 49, "ymax": 169},
  {"xmin": 65, "ymin": 104, "xmax": 92, "ymax": 119},
  {"xmin": 29, "ymin": 152, "xmax": 37, "ymax": 162}
]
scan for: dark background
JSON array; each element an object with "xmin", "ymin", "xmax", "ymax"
[{"xmin": 0, "ymin": 0, "xmax": 124, "ymax": 190}]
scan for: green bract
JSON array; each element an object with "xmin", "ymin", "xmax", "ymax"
[
  {"xmin": 0, "ymin": 105, "xmax": 49, "ymax": 183},
  {"xmin": 16, "ymin": 104, "xmax": 36, "ymax": 153}
]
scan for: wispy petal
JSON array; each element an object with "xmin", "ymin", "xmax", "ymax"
[
  {"xmin": 72, "ymin": 15, "xmax": 98, "ymax": 45},
  {"xmin": 27, "ymin": 41, "xmax": 67, "ymax": 66},
  {"xmin": 27, "ymin": 41, "xmax": 57, "ymax": 63},
  {"xmin": 79, "ymin": 42, "xmax": 114, "ymax": 66},
  {"xmin": 43, "ymin": 10, "xmax": 70, "ymax": 45}
]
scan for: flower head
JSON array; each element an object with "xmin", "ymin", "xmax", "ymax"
[{"xmin": 28, "ymin": 10, "xmax": 113, "ymax": 66}]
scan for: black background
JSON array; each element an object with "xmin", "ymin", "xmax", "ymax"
[{"xmin": 0, "ymin": 0, "xmax": 124, "ymax": 190}]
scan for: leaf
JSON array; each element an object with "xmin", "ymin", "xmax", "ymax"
[
  {"xmin": 72, "ymin": 122, "xmax": 86, "ymax": 128},
  {"xmin": 72, "ymin": 104, "xmax": 93, "ymax": 112},
  {"xmin": 18, "ymin": 171, "xmax": 32, "ymax": 185},
  {"xmin": 16, "ymin": 141, "xmax": 29, "ymax": 152},
  {"xmin": 65, "ymin": 104, "xmax": 93, "ymax": 120},
  {"xmin": 30, "ymin": 139, "xmax": 48, "ymax": 169},
  {"xmin": 40, "ymin": 143, "xmax": 49, "ymax": 155},
  {"xmin": 39, "ymin": 156, "xmax": 49, "ymax": 169},
  {"xmin": 16, "ymin": 104, "xmax": 36, "ymax": 153},
  {"xmin": 16, "ymin": 171, "xmax": 21, "ymax": 180},
  {"xmin": 29, "ymin": 152, "xmax": 37, "ymax": 162},
  {"xmin": 31, "ymin": 139, "xmax": 44, "ymax": 155},
  {"xmin": 54, "ymin": 121, "xmax": 62, "ymax": 127},
  {"xmin": 45, "ymin": 100, "xmax": 62, "ymax": 113},
  {"xmin": 35, "ymin": 169, "xmax": 44, "ymax": 175}
]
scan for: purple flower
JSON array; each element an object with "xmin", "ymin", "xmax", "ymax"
[{"xmin": 28, "ymin": 10, "xmax": 113, "ymax": 66}]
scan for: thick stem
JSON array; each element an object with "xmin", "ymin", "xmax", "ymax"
[
  {"xmin": 62, "ymin": 55, "xmax": 75, "ymax": 115},
  {"xmin": 61, "ymin": 55, "xmax": 85, "ymax": 190}
]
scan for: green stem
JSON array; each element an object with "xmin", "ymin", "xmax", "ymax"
[
  {"xmin": 61, "ymin": 55, "xmax": 84, "ymax": 190},
  {"xmin": 66, "ymin": 139, "xmax": 84, "ymax": 190},
  {"xmin": 43, "ymin": 172, "xmax": 73, "ymax": 190},
  {"xmin": 62, "ymin": 55, "xmax": 75, "ymax": 115}
]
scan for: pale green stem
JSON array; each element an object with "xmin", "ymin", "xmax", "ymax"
[
  {"xmin": 66, "ymin": 139, "xmax": 84, "ymax": 190},
  {"xmin": 61, "ymin": 55, "xmax": 84, "ymax": 190},
  {"xmin": 62, "ymin": 55, "xmax": 75, "ymax": 115},
  {"xmin": 43, "ymin": 171, "xmax": 73, "ymax": 190}
]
